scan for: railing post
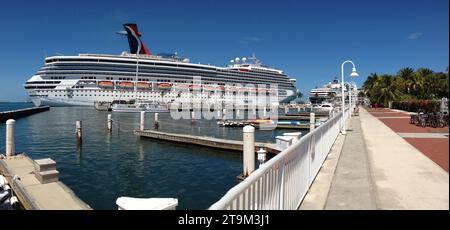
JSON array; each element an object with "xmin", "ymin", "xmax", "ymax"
[
  {"xmin": 278, "ymin": 162, "xmax": 285, "ymax": 210},
  {"xmin": 6, "ymin": 119, "xmax": 15, "ymax": 157},
  {"xmin": 243, "ymin": 125, "xmax": 255, "ymax": 177}
]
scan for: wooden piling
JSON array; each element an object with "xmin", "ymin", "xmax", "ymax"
[
  {"xmin": 107, "ymin": 114, "xmax": 112, "ymax": 132},
  {"xmin": 75, "ymin": 121, "xmax": 82, "ymax": 144},
  {"xmin": 6, "ymin": 119, "xmax": 15, "ymax": 157},
  {"xmin": 243, "ymin": 125, "xmax": 255, "ymax": 177},
  {"xmin": 310, "ymin": 113, "xmax": 315, "ymax": 131},
  {"xmin": 140, "ymin": 111, "xmax": 145, "ymax": 131}
]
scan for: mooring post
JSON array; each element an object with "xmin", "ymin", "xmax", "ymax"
[
  {"xmin": 107, "ymin": 114, "xmax": 112, "ymax": 132},
  {"xmin": 243, "ymin": 125, "xmax": 255, "ymax": 177},
  {"xmin": 76, "ymin": 120, "xmax": 82, "ymax": 144},
  {"xmin": 236, "ymin": 109, "xmax": 240, "ymax": 119},
  {"xmin": 310, "ymin": 112, "xmax": 315, "ymax": 131},
  {"xmin": 154, "ymin": 113, "xmax": 159, "ymax": 129},
  {"xmin": 140, "ymin": 111, "xmax": 145, "ymax": 131},
  {"xmin": 6, "ymin": 119, "xmax": 15, "ymax": 157},
  {"xmin": 257, "ymin": 148, "xmax": 267, "ymax": 167},
  {"xmin": 222, "ymin": 109, "xmax": 226, "ymax": 120}
]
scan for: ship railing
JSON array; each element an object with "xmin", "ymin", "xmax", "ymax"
[{"xmin": 209, "ymin": 107, "xmax": 349, "ymax": 210}]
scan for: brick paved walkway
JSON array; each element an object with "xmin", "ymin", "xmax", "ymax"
[{"xmin": 366, "ymin": 108, "xmax": 449, "ymax": 171}]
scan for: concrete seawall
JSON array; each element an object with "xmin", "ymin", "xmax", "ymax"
[{"xmin": 0, "ymin": 106, "xmax": 50, "ymax": 122}]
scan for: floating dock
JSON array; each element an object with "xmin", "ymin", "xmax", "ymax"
[
  {"xmin": 0, "ymin": 154, "xmax": 91, "ymax": 210},
  {"xmin": 135, "ymin": 130, "xmax": 281, "ymax": 154},
  {"xmin": 0, "ymin": 106, "xmax": 50, "ymax": 122}
]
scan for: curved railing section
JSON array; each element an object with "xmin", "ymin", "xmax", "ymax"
[{"xmin": 209, "ymin": 108, "xmax": 349, "ymax": 210}]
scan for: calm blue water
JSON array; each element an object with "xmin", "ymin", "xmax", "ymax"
[
  {"xmin": 0, "ymin": 102, "xmax": 306, "ymax": 209},
  {"xmin": 0, "ymin": 102, "xmax": 35, "ymax": 112}
]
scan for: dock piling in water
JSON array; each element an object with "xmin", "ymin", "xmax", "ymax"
[
  {"xmin": 140, "ymin": 111, "xmax": 145, "ymax": 131},
  {"xmin": 154, "ymin": 113, "xmax": 159, "ymax": 129},
  {"xmin": 107, "ymin": 114, "xmax": 112, "ymax": 132},
  {"xmin": 76, "ymin": 121, "xmax": 82, "ymax": 144},
  {"xmin": 243, "ymin": 125, "xmax": 255, "ymax": 177},
  {"xmin": 257, "ymin": 148, "xmax": 267, "ymax": 167},
  {"xmin": 6, "ymin": 119, "xmax": 15, "ymax": 157}
]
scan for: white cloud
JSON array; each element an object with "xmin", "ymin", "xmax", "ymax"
[
  {"xmin": 408, "ymin": 32, "xmax": 423, "ymax": 40},
  {"xmin": 239, "ymin": 36, "xmax": 260, "ymax": 44}
]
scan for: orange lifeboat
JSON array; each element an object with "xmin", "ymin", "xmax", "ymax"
[
  {"xmin": 173, "ymin": 84, "xmax": 189, "ymax": 90},
  {"xmin": 117, "ymin": 81, "xmax": 134, "ymax": 88},
  {"xmin": 189, "ymin": 84, "xmax": 202, "ymax": 90},
  {"xmin": 136, "ymin": 82, "xmax": 151, "ymax": 89},
  {"xmin": 98, "ymin": 81, "xmax": 114, "ymax": 88},
  {"xmin": 157, "ymin": 83, "xmax": 173, "ymax": 90}
]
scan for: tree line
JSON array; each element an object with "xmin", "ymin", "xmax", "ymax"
[{"xmin": 360, "ymin": 67, "xmax": 449, "ymax": 107}]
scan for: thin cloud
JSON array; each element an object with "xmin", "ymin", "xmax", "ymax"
[
  {"xmin": 239, "ymin": 36, "xmax": 260, "ymax": 44},
  {"xmin": 408, "ymin": 32, "xmax": 423, "ymax": 40}
]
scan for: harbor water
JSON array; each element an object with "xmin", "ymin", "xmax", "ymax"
[{"xmin": 0, "ymin": 102, "xmax": 308, "ymax": 209}]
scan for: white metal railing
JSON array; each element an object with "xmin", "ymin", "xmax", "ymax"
[{"xmin": 209, "ymin": 108, "xmax": 349, "ymax": 210}]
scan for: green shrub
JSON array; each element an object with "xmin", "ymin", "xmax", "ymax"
[{"xmin": 392, "ymin": 100, "xmax": 441, "ymax": 113}]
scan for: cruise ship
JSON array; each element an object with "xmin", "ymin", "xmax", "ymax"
[
  {"xmin": 309, "ymin": 77, "xmax": 341, "ymax": 104},
  {"xmin": 24, "ymin": 24, "xmax": 297, "ymax": 107}
]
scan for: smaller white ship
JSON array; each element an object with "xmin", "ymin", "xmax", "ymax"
[{"xmin": 111, "ymin": 100, "xmax": 170, "ymax": 113}]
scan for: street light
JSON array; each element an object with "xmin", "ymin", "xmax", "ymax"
[{"xmin": 341, "ymin": 60, "xmax": 358, "ymax": 135}]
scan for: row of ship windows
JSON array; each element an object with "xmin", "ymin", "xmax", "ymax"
[
  {"xmin": 47, "ymin": 59, "xmax": 217, "ymax": 70},
  {"xmin": 49, "ymin": 62, "xmax": 282, "ymax": 76},
  {"xmin": 44, "ymin": 74, "xmax": 291, "ymax": 87},
  {"xmin": 43, "ymin": 70, "xmax": 287, "ymax": 84},
  {"xmin": 44, "ymin": 64, "xmax": 286, "ymax": 80}
]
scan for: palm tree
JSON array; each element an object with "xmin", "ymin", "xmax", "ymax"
[
  {"xmin": 412, "ymin": 68, "xmax": 433, "ymax": 98},
  {"xmin": 398, "ymin": 67, "xmax": 414, "ymax": 94},
  {"xmin": 373, "ymin": 75, "xmax": 402, "ymax": 107},
  {"xmin": 296, "ymin": 90, "xmax": 303, "ymax": 99},
  {"xmin": 363, "ymin": 73, "xmax": 382, "ymax": 99}
]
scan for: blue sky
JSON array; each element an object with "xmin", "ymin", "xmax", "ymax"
[{"xmin": 0, "ymin": 0, "xmax": 448, "ymax": 102}]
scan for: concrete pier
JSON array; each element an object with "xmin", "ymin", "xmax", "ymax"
[
  {"xmin": 0, "ymin": 155, "xmax": 91, "ymax": 210},
  {"xmin": 135, "ymin": 130, "xmax": 280, "ymax": 154},
  {"xmin": 0, "ymin": 106, "xmax": 50, "ymax": 122}
]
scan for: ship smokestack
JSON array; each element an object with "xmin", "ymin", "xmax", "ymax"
[{"xmin": 123, "ymin": 23, "xmax": 151, "ymax": 55}]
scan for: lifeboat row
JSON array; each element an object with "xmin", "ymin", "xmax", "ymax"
[{"xmin": 97, "ymin": 81, "xmax": 276, "ymax": 93}]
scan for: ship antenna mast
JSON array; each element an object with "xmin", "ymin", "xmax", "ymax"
[{"xmin": 251, "ymin": 53, "xmax": 261, "ymax": 66}]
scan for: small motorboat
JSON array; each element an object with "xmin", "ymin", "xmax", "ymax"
[{"xmin": 112, "ymin": 100, "xmax": 170, "ymax": 113}]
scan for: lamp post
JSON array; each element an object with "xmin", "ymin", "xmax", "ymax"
[{"xmin": 341, "ymin": 60, "xmax": 358, "ymax": 135}]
